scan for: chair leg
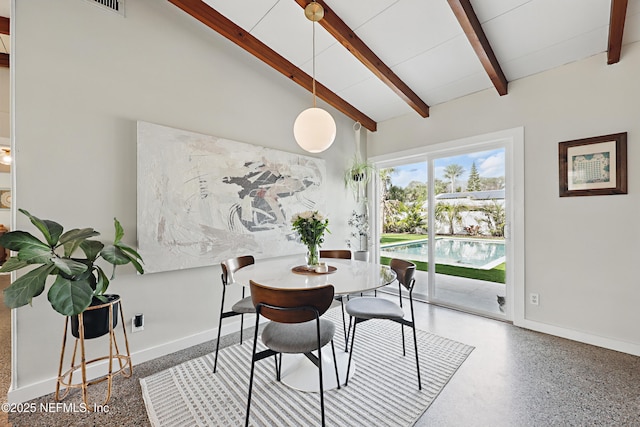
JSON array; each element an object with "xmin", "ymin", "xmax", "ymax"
[
  {"xmin": 213, "ymin": 308, "xmax": 225, "ymax": 374},
  {"xmin": 345, "ymin": 319, "xmax": 357, "ymax": 387},
  {"xmin": 401, "ymin": 323, "xmax": 406, "ymax": 356},
  {"xmin": 240, "ymin": 287, "xmax": 246, "ymax": 344},
  {"xmin": 330, "ymin": 340, "xmax": 340, "ymax": 389},
  {"xmin": 345, "ymin": 316, "xmax": 353, "ymax": 352},
  {"xmin": 317, "ymin": 336, "xmax": 325, "ymax": 426},
  {"xmin": 340, "ymin": 298, "xmax": 349, "ymax": 351},
  {"xmin": 245, "ymin": 316, "xmax": 261, "ymax": 427},
  {"xmin": 411, "ymin": 323, "xmax": 422, "ymax": 390},
  {"xmin": 273, "ymin": 354, "xmax": 280, "ymax": 381}
]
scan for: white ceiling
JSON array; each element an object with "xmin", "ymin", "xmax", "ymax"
[
  {"xmin": 1, "ymin": 1, "xmax": 639, "ymax": 124},
  {"xmin": 203, "ymin": 0, "xmax": 640, "ymax": 124}
]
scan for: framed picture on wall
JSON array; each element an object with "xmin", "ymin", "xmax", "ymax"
[
  {"xmin": 0, "ymin": 188, "xmax": 10, "ymax": 209},
  {"xmin": 559, "ymin": 132, "xmax": 627, "ymax": 197}
]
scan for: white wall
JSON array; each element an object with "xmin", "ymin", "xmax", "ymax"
[
  {"xmin": 0, "ymin": 68, "xmax": 10, "ymax": 228},
  {"xmin": 10, "ymin": 0, "xmax": 363, "ymax": 401},
  {"xmin": 369, "ymin": 42, "xmax": 640, "ymax": 353}
]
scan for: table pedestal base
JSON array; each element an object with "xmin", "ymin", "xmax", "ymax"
[{"xmin": 280, "ymin": 350, "xmax": 354, "ymax": 392}]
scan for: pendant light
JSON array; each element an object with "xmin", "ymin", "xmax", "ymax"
[
  {"xmin": 293, "ymin": 1, "xmax": 336, "ymax": 153},
  {"xmin": 0, "ymin": 147, "xmax": 10, "ymax": 165}
]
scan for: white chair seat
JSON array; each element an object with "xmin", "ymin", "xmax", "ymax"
[
  {"xmin": 262, "ymin": 319, "xmax": 335, "ymax": 354},
  {"xmin": 346, "ymin": 297, "xmax": 404, "ymax": 320},
  {"xmin": 231, "ymin": 296, "xmax": 255, "ymax": 314}
]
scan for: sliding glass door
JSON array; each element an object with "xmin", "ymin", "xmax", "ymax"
[
  {"xmin": 430, "ymin": 147, "xmax": 507, "ymax": 317},
  {"xmin": 374, "ymin": 131, "xmax": 522, "ymax": 321}
]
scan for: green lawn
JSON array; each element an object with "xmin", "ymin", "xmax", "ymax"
[
  {"xmin": 380, "ymin": 233, "xmax": 427, "ymax": 244},
  {"xmin": 380, "ymin": 233, "xmax": 505, "ymax": 284}
]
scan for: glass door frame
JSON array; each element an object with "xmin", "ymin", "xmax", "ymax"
[{"xmin": 370, "ymin": 128, "xmax": 524, "ymax": 322}]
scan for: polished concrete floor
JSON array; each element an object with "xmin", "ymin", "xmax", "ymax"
[
  {"xmin": 3, "ymin": 292, "xmax": 640, "ymax": 426},
  {"xmin": 410, "ymin": 301, "xmax": 640, "ymax": 426},
  {"xmin": 412, "ymin": 269, "xmax": 506, "ymax": 317}
]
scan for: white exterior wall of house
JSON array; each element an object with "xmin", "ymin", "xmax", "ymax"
[
  {"xmin": 441, "ymin": 204, "xmax": 505, "ymax": 236},
  {"xmin": 433, "ymin": 193, "xmax": 505, "ymax": 235},
  {"xmin": 8, "ymin": 0, "xmax": 363, "ymax": 402},
  {"xmin": 370, "ymin": 41, "xmax": 640, "ymax": 356}
]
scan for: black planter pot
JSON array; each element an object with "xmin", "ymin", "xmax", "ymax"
[
  {"xmin": 352, "ymin": 172, "xmax": 365, "ymax": 182},
  {"xmin": 71, "ymin": 294, "xmax": 120, "ymax": 339}
]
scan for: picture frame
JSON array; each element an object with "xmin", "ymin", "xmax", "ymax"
[
  {"xmin": 558, "ymin": 132, "xmax": 627, "ymax": 197},
  {"xmin": 0, "ymin": 188, "xmax": 10, "ymax": 209}
]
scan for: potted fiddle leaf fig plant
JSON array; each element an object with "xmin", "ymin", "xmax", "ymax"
[{"xmin": 0, "ymin": 209, "xmax": 144, "ymax": 338}]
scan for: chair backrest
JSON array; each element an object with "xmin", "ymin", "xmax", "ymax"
[
  {"xmin": 319, "ymin": 249, "xmax": 352, "ymax": 259},
  {"xmin": 249, "ymin": 280, "xmax": 335, "ymax": 324},
  {"xmin": 390, "ymin": 258, "xmax": 416, "ymax": 291},
  {"xmin": 221, "ymin": 255, "xmax": 255, "ymax": 285}
]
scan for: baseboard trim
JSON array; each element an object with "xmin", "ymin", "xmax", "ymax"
[
  {"xmin": 515, "ymin": 318, "xmax": 640, "ymax": 357},
  {"xmin": 7, "ymin": 315, "xmax": 257, "ymax": 404},
  {"xmin": 11, "ymin": 314, "xmax": 637, "ymax": 403}
]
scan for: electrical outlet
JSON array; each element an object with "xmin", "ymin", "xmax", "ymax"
[
  {"xmin": 132, "ymin": 313, "xmax": 144, "ymax": 332},
  {"xmin": 529, "ymin": 293, "xmax": 539, "ymax": 306}
]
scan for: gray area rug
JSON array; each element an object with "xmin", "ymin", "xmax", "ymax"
[{"xmin": 141, "ymin": 309, "xmax": 474, "ymax": 426}]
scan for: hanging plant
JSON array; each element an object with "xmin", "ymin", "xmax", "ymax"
[{"xmin": 344, "ymin": 156, "xmax": 375, "ymax": 201}]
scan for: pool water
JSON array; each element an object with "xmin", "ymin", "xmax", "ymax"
[{"xmin": 380, "ymin": 238, "xmax": 505, "ymax": 269}]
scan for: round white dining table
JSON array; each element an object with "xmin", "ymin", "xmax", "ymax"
[{"xmin": 232, "ymin": 256, "xmax": 397, "ymax": 392}]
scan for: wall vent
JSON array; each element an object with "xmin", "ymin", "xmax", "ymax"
[{"xmin": 83, "ymin": 0, "xmax": 125, "ymax": 16}]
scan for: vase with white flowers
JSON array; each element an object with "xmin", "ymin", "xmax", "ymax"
[{"xmin": 291, "ymin": 211, "xmax": 329, "ymax": 267}]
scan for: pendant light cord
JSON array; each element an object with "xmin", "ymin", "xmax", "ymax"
[{"xmin": 312, "ymin": 12, "xmax": 317, "ymax": 108}]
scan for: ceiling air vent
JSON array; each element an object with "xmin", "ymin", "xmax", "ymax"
[{"xmin": 83, "ymin": 0, "xmax": 125, "ymax": 16}]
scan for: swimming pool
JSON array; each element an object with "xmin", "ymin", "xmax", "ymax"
[{"xmin": 380, "ymin": 238, "xmax": 505, "ymax": 269}]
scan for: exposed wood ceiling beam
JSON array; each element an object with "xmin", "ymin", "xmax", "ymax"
[
  {"xmin": 448, "ymin": 0, "xmax": 508, "ymax": 96},
  {"xmin": 168, "ymin": 0, "xmax": 377, "ymax": 132},
  {"xmin": 294, "ymin": 0, "xmax": 430, "ymax": 118},
  {"xmin": 0, "ymin": 17, "xmax": 8, "ymax": 35},
  {"xmin": 1, "ymin": 18, "xmax": 9, "ymax": 68},
  {"xmin": 607, "ymin": 0, "xmax": 628, "ymax": 64}
]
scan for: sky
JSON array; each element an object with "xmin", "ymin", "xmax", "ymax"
[{"xmin": 387, "ymin": 148, "xmax": 505, "ymax": 188}]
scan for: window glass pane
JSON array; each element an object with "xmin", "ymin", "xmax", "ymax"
[
  {"xmin": 379, "ymin": 162, "xmax": 428, "ymax": 297},
  {"xmin": 432, "ymin": 148, "xmax": 506, "ymax": 316}
]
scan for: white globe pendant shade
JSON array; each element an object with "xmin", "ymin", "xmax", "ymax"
[{"xmin": 293, "ymin": 107, "xmax": 336, "ymax": 153}]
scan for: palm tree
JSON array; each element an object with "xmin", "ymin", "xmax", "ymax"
[
  {"xmin": 480, "ymin": 201, "xmax": 505, "ymax": 236},
  {"xmin": 443, "ymin": 164, "xmax": 465, "ymax": 193},
  {"xmin": 379, "ymin": 168, "xmax": 395, "ymax": 195},
  {"xmin": 379, "ymin": 168, "xmax": 396, "ymax": 233},
  {"xmin": 399, "ymin": 193, "xmax": 427, "ymax": 233},
  {"xmin": 435, "ymin": 202, "xmax": 468, "ymax": 235}
]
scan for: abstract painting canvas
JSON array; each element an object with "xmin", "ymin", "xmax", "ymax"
[{"xmin": 137, "ymin": 121, "xmax": 326, "ymax": 273}]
